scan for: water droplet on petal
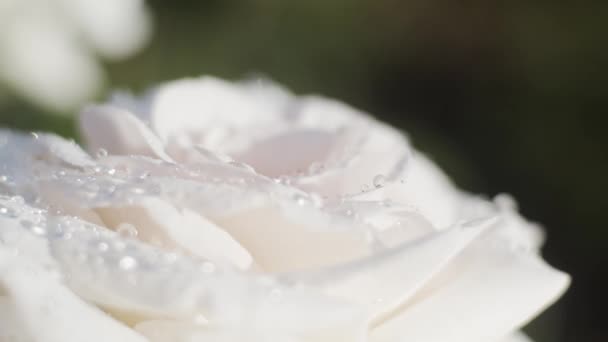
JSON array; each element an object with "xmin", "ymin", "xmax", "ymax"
[
  {"xmin": 0, "ymin": 206, "xmax": 18, "ymax": 218},
  {"xmin": 308, "ymin": 162, "xmax": 323, "ymax": 174},
  {"xmin": 119, "ymin": 256, "xmax": 138, "ymax": 270},
  {"xmin": 138, "ymin": 172, "xmax": 150, "ymax": 180},
  {"xmin": 275, "ymin": 175, "xmax": 291, "ymax": 185},
  {"xmin": 96, "ymin": 148, "xmax": 108, "ymax": 158},
  {"xmin": 495, "ymin": 194, "xmax": 518, "ymax": 211},
  {"xmin": 229, "ymin": 161, "xmax": 255, "ymax": 173},
  {"xmin": 30, "ymin": 132, "xmax": 39, "ymax": 139},
  {"xmin": 21, "ymin": 220, "xmax": 46, "ymax": 235},
  {"xmin": 116, "ymin": 223, "xmax": 138, "ymax": 238},
  {"xmin": 293, "ymin": 194, "xmax": 309, "ymax": 206},
  {"xmin": 97, "ymin": 242, "xmax": 109, "ymax": 252},
  {"xmin": 193, "ymin": 314, "xmax": 209, "ymax": 326},
  {"xmin": 373, "ymin": 174, "xmax": 386, "ymax": 188}
]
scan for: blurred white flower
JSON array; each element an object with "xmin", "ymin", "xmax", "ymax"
[
  {"xmin": 0, "ymin": 0, "xmax": 150, "ymax": 112},
  {"xmin": 0, "ymin": 76, "xmax": 569, "ymax": 341}
]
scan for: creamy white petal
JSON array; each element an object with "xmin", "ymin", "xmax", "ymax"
[
  {"xmin": 216, "ymin": 205, "xmax": 371, "ymax": 273},
  {"xmin": 128, "ymin": 77, "xmax": 291, "ymax": 147},
  {"xmin": 0, "ymin": 130, "xmax": 93, "ymax": 178},
  {"xmin": 384, "ymin": 152, "xmax": 464, "ymax": 229},
  {"xmin": 0, "ymin": 0, "xmax": 150, "ymax": 110},
  {"xmin": 97, "ymin": 77, "xmax": 412, "ymax": 195},
  {"xmin": 1, "ymin": 195, "xmax": 367, "ymax": 339},
  {"xmin": 0, "ymin": 253, "xmax": 148, "ymax": 342},
  {"xmin": 296, "ymin": 218, "xmax": 493, "ymax": 324},
  {"xmin": 370, "ymin": 235, "xmax": 570, "ymax": 342},
  {"xmin": 80, "ymin": 105, "xmax": 173, "ymax": 161},
  {"xmin": 22, "ymin": 148, "xmax": 376, "ymax": 272},
  {"xmin": 495, "ymin": 331, "xmax": 534, "ymax": 342},
  {"xmin": 0, "ymin": 15, "xmax": 102, "ymax": 111},
  {"xmin": 59, "ymin": 0, "xmax": 151, "ymax": 59},
  {"xmin": 135, "ymin": 320, "xmax": 300, "ymax": 342},
  {"xmin": 0, "ymin": 208, "xmax": 147, "ymax": 342},
  {"xmin": 0, "ymin": 296, "xmax": 27, "ymax": 342},
  {"xmin": 95, "ymin": 197, "xmax": 253, "ymax": 269}
]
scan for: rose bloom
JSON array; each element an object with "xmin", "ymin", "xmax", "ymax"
[
  {"xmin": 0, "ymin": 77, "xmax": 569, "ymax": 342},
  {"xmin": 0, "ymin": 0, "xmax": 150, "ymax": 111}
]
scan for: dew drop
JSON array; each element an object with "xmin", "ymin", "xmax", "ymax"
[
  {"xmin": 11, "ymin": 196, "xmax": 24, "ymax": 205},
  {"xmin": 129, "ymin": 186, "xmax": 146, "ymax": 195},
  {"xmin": 193, "ymin": 314, "xmax": 209, "ymax": 326},
  {"xmin": 96, "ymin": 148, "xmax": 108, "ymax": 158},
  {"xmin": 495, "ymin": 194, "xmax": 518, "ymax": 211},
  {"xmin": 0, "ymin": 206, "xmax": 18, "ymax": 218},
  {"xmin": 293, "ymin": 194, "xmax": 309, "ymax": 206},
  {"xmin": 0, "ymin": 175, "xmax": 8, "ymax": 182},
  {"xmin": 229, "ymin": 161, "xmax": 255, "ymax": 173},
  {"xmin": 119, "ymin": 256, "xmax": 138, "ymax": 270},
  {"xmin": 106, "ymin": 168, "xmax": 116, "ymax": 176},
  {"xmin": 97, "ymin": 242, "xmax": 109, "ymax": 252},
  {"xmin": 275, "ymin": 175, "xmax": 291, "ymax": 185},
  {"xmin": 21, "ymin": 220, "xmax": 46, "ymax": 236},
  {"xmin": 30, "ymin": 132, "xmax": 39, "ymax": 139},
  {"xmin": 308, "ymin": 162, "xmax": 323, "ymax": 174},
  {"xmin": 373, "ymin": 174, "xmax": 386, "ymax": 188},
  {"xmin": 137, "ymin": 172, "xmax": 150, "ymax": 180},
  {"xmin": 116, "ymin": 223, "xmax": 138, "ymax": 238}
]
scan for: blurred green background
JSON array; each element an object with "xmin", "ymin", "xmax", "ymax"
[{"xmin": 1, "ymin": 1, "xmax": 606, "ymax": 341}]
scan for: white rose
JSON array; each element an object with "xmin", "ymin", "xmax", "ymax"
[
  {"xmin": 0, "ymin": 76, "xmax": 569, "ymax": 342},
  {"xmin": 0, "ymin": 0, "xmax": 150, "ymax": 111}
]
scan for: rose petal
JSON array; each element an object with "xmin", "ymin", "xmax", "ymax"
[
  {"xmin": 80, "ymin": 105, "xmax": 173, "ymax": 161},
  {"xmin": 0, "ymin": 214, "xmax": 147, "ymax": 342},
  {"xmin": 231, "ymin": 129, "xmax": 335, "ymax": 177},
  {"xmin": 59, "ymin": 0, "xmax": 151, "ymax": 59},
  {"xmin": 383, "ymin": 152, "xmax": 464, "ymax": 229},
  {"xmin": 0, "ymin": 130, "xmax": 94, "ymax": 187},
  {"xmin": 0, "ymin": 296, "xmax": 24, "ymax": 342},
  {"xmin": 370, "ymin": 234, "xmax": 570, "ymax": 342},
  {"xmin": 296, "ymin": 217, "xmax": 493, "ymax": 323},
  {"xmin": 0, "ymin": 196, "xmax": 368, "ymax": 338},
  {"xmin": 216, "ymin": 205, "xmax": 371, "ymax": 273},
  {"xmin": 95, "ymin": 197, "xmax": 253, "ymax": 269},
  {"xmin": 0, "ymin": 17, "xmax": 102, "ymax": 111},
  {"xmin": 93, "ymin": 78, "xmax": 413, "ymax": 198},
  {"xmin": 495, "ymin": 331, "xmax": 534, "ymax": 342},
  {"xmin": 135, "ymin": 320, "xmax": 300, "ymax": 342}
]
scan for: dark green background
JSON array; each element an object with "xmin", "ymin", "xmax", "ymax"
[{"xmin": 1, "ymin": 1, "xmax": 605, "ymax": 341}]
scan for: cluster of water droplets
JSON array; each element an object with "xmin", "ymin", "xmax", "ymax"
[
  {"xmin": 1, "ymin": 193, "xmax": 323, "ymax": 324},
  {"xmin": 0, "ymin": 129, "xmax": 433, "ymax": 317}
]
